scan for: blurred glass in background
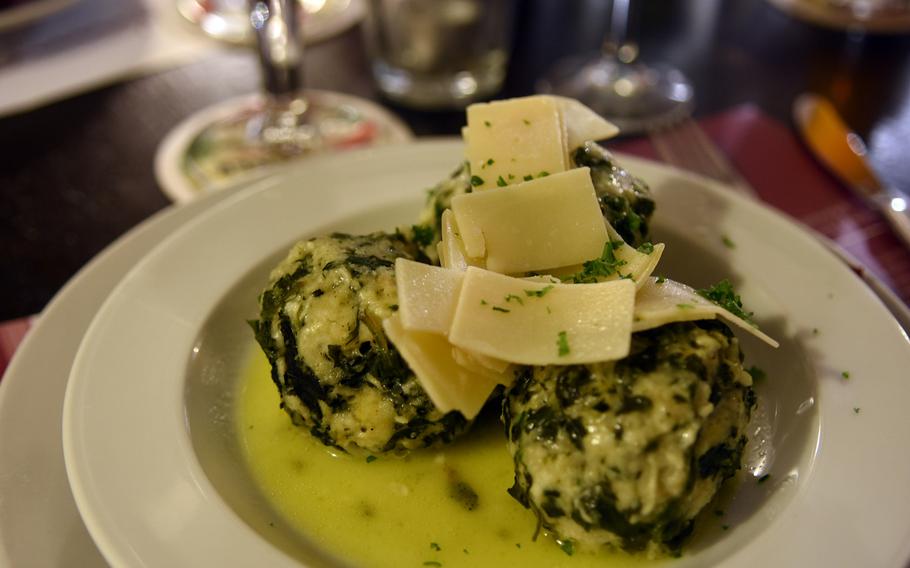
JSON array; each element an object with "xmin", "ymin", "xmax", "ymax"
[{"xmin": 362, "ymin": 0, "xmax": 516, "ymax": 109}]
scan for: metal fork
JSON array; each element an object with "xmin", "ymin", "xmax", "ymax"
[
  {"xmin": 647, "ymin": 117, "xmax": 910, "ymax": 332},
  {"xmin": 649, "ymin": 118, "xmax": 758, "ymax": 198}
]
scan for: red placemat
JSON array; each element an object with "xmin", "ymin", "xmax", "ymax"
[
  {"xmin": 2, "ymin": 105, "xmax": 909, "ymax": 379},
  {"xmin": 613, "ymin": 104, "xmax": 910, "ymax": 307}
]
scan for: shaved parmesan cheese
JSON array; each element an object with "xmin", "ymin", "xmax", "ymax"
[
  {"xmin": 383, "ymin": 314, "xmax": 505, "ymax": 419},
  {"xmin": 551, "ymin": 224, "xmax": 663, "ymax": 288},
  {"xmin": 465, "ymin": 96, "xmax": 568, "ymax": 191},
  {"xmin": 449, "ymin": 267, "xmax": 635, "ymax": 365},
  {"xmin": 451, "ymin": 347, "xmax": 513, "ymax": 376},
  {"xmin": 633, "ymin": 277, "xmax": 779, "ymax": 347},
  {"xmin": 395, "ymin": 259, "xmax": 464, "ymax": 335},
  {"xmin": 437, "ymin": 209, "xmax": 483, "ymax": 271},
  {"xmin": 553, "ymin": 95, "xmax": 620, "ymax": 148},
  {"xmin": 451, "ymin": 168, "xmax": 608, "ymax": 274}
]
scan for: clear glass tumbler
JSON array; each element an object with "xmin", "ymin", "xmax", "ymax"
[{"xmin": 362, "ymin": 0, "xmax": 516, "ymax": 109}]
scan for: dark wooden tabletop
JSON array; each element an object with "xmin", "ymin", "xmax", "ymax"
[{"xmin": 2, "ymin": 0, "xmax": 910, "ymax": 321}]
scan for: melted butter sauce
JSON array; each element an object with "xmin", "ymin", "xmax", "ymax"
[{"xmin": 237, "ymin": 347, "xmax": 653, "ymax": 568}]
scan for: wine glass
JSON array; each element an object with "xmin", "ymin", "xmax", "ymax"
[
  {"xmin": 537, "ymin": 0, "xmax": 694, "ymax": 135},
  {"xmin": 176, "ymin": 0, "xmax": 361, "ymax": 45},
  {"xmin": 156, "ymin": 0, "xmax": 411, "ymax": 201}
]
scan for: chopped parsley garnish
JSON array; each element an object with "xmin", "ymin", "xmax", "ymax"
[
  {"xmin": 525, "ymin": 285, "xmax": 554, "ymax": 298},
  {"xmin": 841, "ymin": 371, "xmax": 851, "ymax": 380},
  {"xmin": 746, "ymin": 365, "xmax": 766, "ymax": 383},
  {"xmin": 757, "ymin": 474, "xmax": 771, "ymax": 484},
  {"xmin": 558, "ymin": 539, "xmax": 574, "ymax": 556},
  {"xmin": 637, "ymin": 241, "xmax": 654, "ymax": 254},
  {"xmin": 698, "ymin": 279, "xmax": 754, "ymax": 324},
  {"xmin": 487, "ymin": 158, "xmax": 494, "ymax": 165},
  {"xmin": 480, "ymin": 299, "xmax": 488, "ymax": 305},
  {"xmin": 423, "ymin": 562, "xmax": 442, "ymax": 567},
  {"xmin": 537, "ymin": 171, "xmax": 549, "ymax": 178},
  {"xmin": 557, "ymin": 331, "xmax": 570, "ymax": 356},
  {"xmin": 492, "ymin": 306, "xmax": 510, "ymax": 313},
  {"xmin": 497, "ymin": 176, "xmax": 507, "ymax": 187},
  {"xmin": 507, "ymin": 173, "xmax": 515, "ymax": 180},
  {"xmin": 430, "ymin": 542, "xmax": 441, "ymax": 551},
  {"xmin": 565, "ymin": 241, "xmax": 627, "ymax": 283},
  {"xmin": 366, "ymin": 455, "xmax": 377, "ymax": 463},
  {"xmin": 677, "ymin": 303, "xmax": 694, "ymax": 309},
  {"xmin": 411, "ymin": 224, "xmax": 435, "ymax": 247},
  {"xmin": 722, "ymin": 235, "xmax": 736, "ymax": 249},
  {"xmin": 470, "ymin": 175, "xmax": 484, "ymax": 186},
  {"xmin": 505, "ymin": 293, "xmax": 524, "ymax": 305},
  {"xmin": 484, "ymin": 120, "xmax": 491, "ymax": 127},
  {"xmin": 656, "ymin": 275, "xmax": 666, "ymax": 284},
  {"xmin": 853, "ymin": 407, "xmax": 861, "ymax": 414},
  {"xmin": 522, "ymin": 119, "xmax": 531, "ymax": 125},
  {"xmin": 523, "ymin": 174, "xmax": 533, "ymax": 181},
  {"xmin": 812, "ymin": 328, "xmax": 820, "ymax": 335}
]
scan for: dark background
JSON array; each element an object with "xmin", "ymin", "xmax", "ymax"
[{"xmin": 2, "ymin": 0, "xmax": 909, "ymax": 320}]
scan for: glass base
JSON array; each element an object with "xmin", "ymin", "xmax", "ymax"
[
  {"xmin": 155, "ymin": 91, "xmax": 413, "ymax": 202},
  {"xmin": 538, "ymin": 53, "xmax": 694, "ymax": 135}
]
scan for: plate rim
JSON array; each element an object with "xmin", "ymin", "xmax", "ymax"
[{"xmin": 63, "ymin": 139, "xmax": 910, "ymax": 567}]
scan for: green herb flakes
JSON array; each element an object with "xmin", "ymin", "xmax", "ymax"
[
  {"xmin": 505, "ymin": 293, "xmax": 524, "ymax": 305},
  {"xmin": 537, "ymin": 171, "xmax": 550, "ymax": 178},
  {"xmin": 423, "ymin": 562, "xmax": 442, "ymax": 567},
  {"xmin": 698, "ymin": 279, "xmax": 755, "ymax": 324},
  {"xmin": 430, "ymin": 542, "xmax": 441, "ymax": 551},
  {"xmin": 637, "ymin": 241, "xmax": 654, "ymax": 254},
  {"xmin": 566, "ymin": 241, "xmax": 627, "ymax": 283},
  {"xmin": 525, "ymin": 285, "xmax": 554, "ymax": 298},
  {"xmin": 853, "ymin": 407, "xmax": 861, "ymax": 414},
  {"xmin": 496, "ymin": 176, "xmax": 507, "ymax": 187},
  {"xmin": 557, "ymin": 331, "xmax": 570, "ymax": 357},
  {"xmin": 487, "ymin": 158, "xmax": 494, "ymax": 165},
  {"xmin": 558, "ymin": 539, "xmax": 574, "ymax": 556},
  {"xmin": 484, "ymin": 120, "xmax": 491, "ymax": 127},
  {"xmin": 841, "ymin": 371, "xmax": 851, "ymax": 380},
  {"xmin": 492, "ymin": 306, "xmax": 510, "ymax": 313},
  {"xmin": 470, "ymin": 175, "xmax": 484, "ymax": 187},
  {"xmin": 722, "ymin": 235, "xmax": 736, "ymax": 249},
  {"xmin": 523, "ymin": 174, "xmax": 533, "ymax": 181},
  {"xmin": 480, "ymin": 299, "xmax": 488, "ymax": 305},
  {"xmin": 365, "ymin": 455, "xmax": 377, "ymax": 463},
  {"xmin": 656, "ymin": 275, "xmax": 666, "ymax": 284},
  {"xmin": 522, "ymin": 119, "xmax": 531, "ymax": 125},
  {"xmin": 677, "ymin": 303, "xmax": 694, "ymax": 310}
]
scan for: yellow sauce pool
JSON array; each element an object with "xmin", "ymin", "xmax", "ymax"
[{"xmin": 237, "ymin": 346, "xmax": 653, "ymax": 568}]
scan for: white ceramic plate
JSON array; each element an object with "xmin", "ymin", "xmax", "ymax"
[
  {"xmin": 0, "ymin": 183, "xmax": 242, "ymax": 567},
  {"xmin": 63, "ymin": 140, "xmax": 910, "ymax": 567}
]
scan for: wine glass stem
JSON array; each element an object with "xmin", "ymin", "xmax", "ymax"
[
  {"xmin": 250, "ymin": 0, "xmax": 305, "ymax": 99},
  {"xmin": 604, "ymin": 0, "xmax": 639, "ymax": 63}
]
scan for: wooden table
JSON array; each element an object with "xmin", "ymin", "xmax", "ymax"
[{"xmin": 2, "ymin": 0, "xmax": 909, "ymax": 320}]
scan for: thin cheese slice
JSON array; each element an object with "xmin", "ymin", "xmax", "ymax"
[
  {"xmin": 451, "ymin": 168, "xmax": 608, "ymax": 274},
  {"xmin": 383, "ymin": 314, "xmax": 506, "ymax": 419},
  {"xmin": 549, "ymin": 225, "xmax": 664, "ymax": 289},
  {"xmin": 553, "ymin": 95, "xmax": 620, "ymax": 148},
  {"xmin": 437, "ymin": 209, "xmax": 483, "ymax": 271},
  {"xmin": 395, "ymin": 258, "xmax": 464, "ymax": 335},
  {"xmin": 449, "ymin": 267, "xmax": 635, "ymax": 365},
  {"xmin": 633, "ymin": 277, "xmax": 779, "ymax": 347},
  {"xmin": 465, "ymin": 96, "xmax": 568, "ymax": 191}
]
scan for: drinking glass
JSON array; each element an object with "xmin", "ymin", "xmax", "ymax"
[
  {"xmin": 538, "ymin": 0, "xmax": 693, "ymax": 134},
  {"xmin": 159, "ymin": 0, "xmax": 410, "ymax": 199}
]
